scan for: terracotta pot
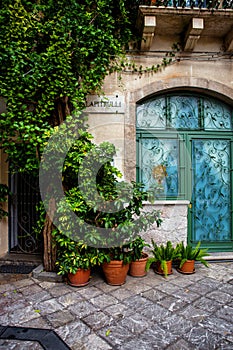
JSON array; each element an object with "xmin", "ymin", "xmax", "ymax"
[
  {"xmin": 102, "ymin": 260, "xmax": 129, "ymax": 285},
  {"xmin": 154, "ymin": 260, "xmax": 173, "ymax": 276},
  {"xmin": 129, "ymin": 253, "xmax": 148, "ymax": 277},
  {"xmin": 68, "ymin": 268, "xmax": 91, "ymax": 287},
  {"xmin": 178, "ymin": 260, "xmax": 195, "ymax": 274}
]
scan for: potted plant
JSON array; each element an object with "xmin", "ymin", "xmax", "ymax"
[
  {"xmin": 66, "ymin": 142, "xmax": 162, "ymax": 286},
  {"xmin": 44, "ymin": 140, "xmax": 162, "ymax": 285},
  {"xmin": 101, "ymin": 245, "xmax": 132, "ymax": 285},
  {"xmin": 146, "ymin": 240, "xmax": 177, "ymax": 277},
  {"xmin": 128, "ymin": 236, "xmax": 150, "ymax": 277},
  {"xmin": 53, "ymin": 230, "xmax": 107, "ymax": 287},
  {"xmin": 98, "ymin": 180, "xmax": 161, "ymax": 285},
  {"xmin": 176, "ymin": 241, "xmax": 209, "ymax": 274}
]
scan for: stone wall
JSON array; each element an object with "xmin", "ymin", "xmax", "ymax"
[{"xmin": 141, "ymin": 202, "xmax": 189, "ymax": 251}]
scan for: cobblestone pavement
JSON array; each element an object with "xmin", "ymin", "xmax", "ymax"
[{"xmin": 0, "ymin": 261, "xmax": 233, "ymax": 350}]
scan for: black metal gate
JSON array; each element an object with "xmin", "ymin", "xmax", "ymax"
[{"xmin": 9, "ymin": 173, "xmax": 42, "ymax": 254}]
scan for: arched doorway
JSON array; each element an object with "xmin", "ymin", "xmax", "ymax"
[{"xmin": 136, "ymin": 92, "xmax": 233, "ymax": 251}]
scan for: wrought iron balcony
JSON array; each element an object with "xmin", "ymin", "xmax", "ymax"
[
  {"xmin": 141, "ymin": 0, "xmax": 233, "ymax": 9},
  {"xmin": 137, "ymin": 0, "xmax": 233, "ymax": 51}
]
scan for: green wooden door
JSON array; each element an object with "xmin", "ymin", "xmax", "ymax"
[{"xmin": 189, "ymin": 136, "xmax": 233, "ymax": 251}]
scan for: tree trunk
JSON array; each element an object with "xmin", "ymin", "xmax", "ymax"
[
  {"xmin": 43, "ymin": 198, "xmax": 56, "ymax": 272},
  {"xmin": 43, "ymin": 96, "xmax": 70, "ymax": 271}
]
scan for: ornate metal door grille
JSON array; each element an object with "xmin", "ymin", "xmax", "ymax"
[
  {"xmin": 10, "ymin": 173, "xmax": 42, "ymax": 254},
  {"xmin": 138, "ymin": 137, "xmax": 179, "ymax": 197},
  {"xmin": 192, "ymin": 139, "xmax": 231, "ymax": 242}
]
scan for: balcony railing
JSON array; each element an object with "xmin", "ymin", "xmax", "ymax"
[
  {"xmin": 138, "ymin": 0, "xmax": 233, "ymax": 51},
  {"xmin": 141, "ymin": 0, "xmax": 233, "ymax": 9}
]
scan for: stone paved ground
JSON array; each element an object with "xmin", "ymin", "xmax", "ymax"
[{"xmin": 0, "ymin": 261, "xmax": 233, "ymax": 350}]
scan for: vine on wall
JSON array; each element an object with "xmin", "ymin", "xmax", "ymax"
[{"xmin": 0, "ymin": 0, "xmax": 177, "ymax": 269}]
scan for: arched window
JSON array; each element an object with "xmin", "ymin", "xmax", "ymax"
[{"xmin": 136, "ymin": 93, "xmax": 233, "ymax": 199}]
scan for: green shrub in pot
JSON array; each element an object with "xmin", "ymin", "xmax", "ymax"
[
  {"xmin": 43, "ymin": 139, "xmax": 162, "ymax": 284},
  {"xmin": 176, "ymin": 241, "xmax": 209, "ymax": 273},
  {"xmin": 146, "ymin": 240, "xmax": 178, "ymax": 277}
]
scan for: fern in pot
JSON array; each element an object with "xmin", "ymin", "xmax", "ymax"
[
  {"xmin": 146, "ymin": 240, "xmax": 178, "ymax": 277},
  {"xmin": 176, "ymin": 241, "xmax": 209, "ymax": 274}
]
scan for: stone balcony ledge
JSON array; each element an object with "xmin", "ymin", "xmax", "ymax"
[{"xmin": 137, "ymin": 4, "xmax": 233, "ymax": 51}]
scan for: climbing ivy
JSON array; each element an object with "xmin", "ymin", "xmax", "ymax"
[
  {"xmin": 0, "ymin": 0, "xmax": 178, "ymax": 183},
  {"xmin": 0, "ymin": 0, "xmax": 133, "ymax": 174},
  {"xmin": 0, "ymin": 0, "xmax": 143, "ymax": 270},
  {"xmin": 0, "ymin": 1, "xmax": 175, "ymax": 270}
]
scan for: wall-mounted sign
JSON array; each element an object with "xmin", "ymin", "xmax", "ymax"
[{"xmin": 85, "ymin": 94, "xmax": 125, "ymax": 114}]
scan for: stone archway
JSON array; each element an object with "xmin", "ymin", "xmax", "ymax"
[{"xmin": 124, "ymin": 76, "xmax": 233, "ymax": 180}]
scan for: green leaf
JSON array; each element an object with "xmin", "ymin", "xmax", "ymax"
[{"xmin": 105, "ymin": 329, "xmax": 111, "ymax": 336}]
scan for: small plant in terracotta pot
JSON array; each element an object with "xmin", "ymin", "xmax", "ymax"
[
  {"xmin": 128, "ymin": 236, "xmax": 150, "ymax": 277},
  {"xmin": 146, "ymin": 240, "xmax": 177, "ymax": 277},
  {"xmin": 53, "ymin": 231, "xmax": 106, "ymax": 287},
  {"xmin": 176, "ymin": 241, "xmax": 209, "ymax": 274},
  {"xmin": 101, "ymin": 246, "xmax": 132, "ymax": 286}
]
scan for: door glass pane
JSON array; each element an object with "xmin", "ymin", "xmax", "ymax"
[
  {"xmin": 192, "ymin": 139, "xmax": 231, "ymax": 241},
  {"xmin": 136, "ymin": 97, "xmax": 166, "ymax": 129},
  {"xmin": 170, "ymin": 96, "xmax": 199, "ymax": 130},
  {"xmin": 140, "ymin": 138, "xmax": 179, "ymax": 197},
  {"xmin": 204, "ymin": 97, "xmax": 232, "ymax": 130}
]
